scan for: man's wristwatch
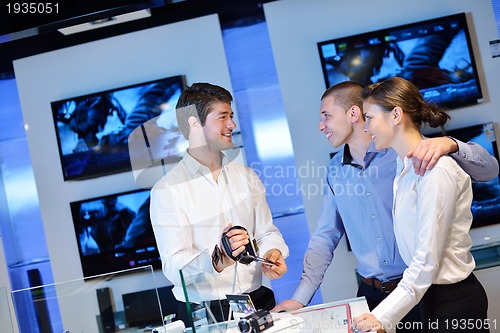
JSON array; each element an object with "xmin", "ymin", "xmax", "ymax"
[{"xmin": 447, "ymin": 136, "xmax": 459, "ymax": 154}]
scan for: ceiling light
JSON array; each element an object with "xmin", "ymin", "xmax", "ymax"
[{"xmin": 57, "ymin": 9, "xmax": 151, "ymax": 36}]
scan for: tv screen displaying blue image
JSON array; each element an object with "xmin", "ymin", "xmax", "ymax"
[
  {"xmin": 51, "ymin": 75, "xmax": 187, "ymax": 181},
  {"xmin": 318, "ymin": 13, "xmax": 483, "ymax": 110},
  {"xmin": 70, "ymin": 188, "xmax": 160, "ymax": 278},
  {"xmin": 428, "ymin": 122, "xmax": 500, "ymax": 229}
]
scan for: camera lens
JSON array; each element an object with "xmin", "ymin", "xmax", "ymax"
[{"xmin": 238, "ymin": 320, "xmax": 252, "ymax": 333}]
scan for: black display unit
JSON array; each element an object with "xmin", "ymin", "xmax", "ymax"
[
  {"xmin": 428, "ymin": 122, "xmax": 500, "ymax": 229},
  {"xmin": 317, "ymin": 13, "xmax": 483, "ymax": 110},
  {"xmin": 70, "ymin": 188, "xmax": 161, "ymax": 278},
  {"xmin": 122, "ymin": 286, "xmax": 179, "ymax": 328},
  {"xmin": 51, "ymin": 75, "xmax": 186, "ymax": 181}
]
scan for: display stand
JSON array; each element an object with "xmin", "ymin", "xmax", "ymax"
[
  {"xmin": 288, "ymin": 297, "xmax": 369, "ymax": 333},
  {"xmin": 471, "ymin": 239, "xmax": 500, "ymax": 270}
]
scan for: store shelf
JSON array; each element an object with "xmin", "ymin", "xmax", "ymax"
[{"xmin": 471, "ymin": 241, "xmax": 500, "ymax": 270}]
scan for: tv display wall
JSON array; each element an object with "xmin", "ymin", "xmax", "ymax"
[
  {"xmin": 51, "ymin": 75, "xmax": 187, "ymax": 181},
  {"xmin": 70, "ymin": 189, "xmax": 160, "ymax": 278},
  {"xmin": 317, "ymin": 13, "xmax": 483, "ymax": 110}
]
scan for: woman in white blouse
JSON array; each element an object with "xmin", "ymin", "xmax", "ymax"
[{"xmin": 354, "ymin": 76, "xmax": 489, "ymax": 333}]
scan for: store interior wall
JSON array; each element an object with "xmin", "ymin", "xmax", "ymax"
[{"xmin": 1, "ymin": 0, "xmax": 500, "ymax": 330}]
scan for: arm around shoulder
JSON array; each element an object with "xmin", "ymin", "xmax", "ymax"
[
  {"xmin": 409, "ymin": 137, "xmax": 499, "ymax": 181},
  {"xmin": 450, "ymin": 140, "xmax": 499, "ymax": 182}
]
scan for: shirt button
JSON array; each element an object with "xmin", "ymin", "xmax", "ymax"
[
  {"xmin": 366, "ymin": 192, "xmax": 371, "ymax": 196},
  {"xmin": 383, "ymin": 260, "xmax": 387, "ymax": 265},
  {"xmin": 371, "ymin": 214, "xmax": 375, "ymax": 219},
  {"xmin": 377, "ymin": 237, "xmax": 381, "ymax": 242}
]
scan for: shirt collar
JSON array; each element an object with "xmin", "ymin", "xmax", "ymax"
[
  {"xmin": 341, "ymin": 141, "xmax": 387, "ymax": 167},
  {"xmin": 399, "ymin": 155, "xmax": 414, "ymax": 176},
  {"xmin": 182, "ymin": 150, "xmax": 229, "ymax": 177},
  {"xmin": 341, "ymin": 144, "xmax": 362, "ymax": 168}
]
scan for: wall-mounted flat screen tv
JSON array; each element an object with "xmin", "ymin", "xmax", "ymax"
[
  {"xmin": 51, "ymin": 75, "xmax": 187, "ymax": 181},
  {"xmin": 70, "ymin": 188, "xmax": 160, "ymax": 278},
  {"xmin": 318, "ymin": 13, "xmax": 483, "ymax": 110},
  {"xmin": 428, "ymin": 122, "xmax": 500, "ymax": 229}
]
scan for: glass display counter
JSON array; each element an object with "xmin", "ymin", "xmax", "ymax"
[
  {"xmin": 179, "ymin": 250, "xmax": 227, "ymax": 332},
  {"xmin": 0, "ymin": 287, "xmax": 16, "ymax": 333},
  {"xmin": 9, "ymin": 265, "xmax": 172, "ymax": 333},
  {"xmin": 6, "ymin": 253, "xmax": 369, "ymax": 333},
  {"xmin": 179, "ymin": 251, "xmax": 369, "ymax": 333}
]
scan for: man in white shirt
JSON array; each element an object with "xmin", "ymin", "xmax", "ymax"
[{"xmin": 150, "ymin": 82, "xmax": 289, "ymax": 327}]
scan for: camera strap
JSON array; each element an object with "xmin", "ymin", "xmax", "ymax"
[
  {"xmin": 222, "ymin": 166, "xmax": 244, "ymax": 229},
  {"xmin": 222, "ymin": 167, "xmax": 244, "ymax": 295}
]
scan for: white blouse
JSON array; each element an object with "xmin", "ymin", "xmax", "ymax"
[{"xmin": 371, "ymin": 155, "xmax": 475, "ymax": 331}]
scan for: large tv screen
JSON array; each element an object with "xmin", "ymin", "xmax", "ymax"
[
  {"xmin": 318, "ymin": 13, "xmax": 483, "ymax": 110},
  {"xmin": 51, "ymin": 75, "xmax": 187, "ymax": 181},
  {"xmin": 70, "ymin": 189, "xmax": 160, "ymax": 278},
  {"xmin": 428, "ymin": 122, "xmax": 500, "ymax": 229}
]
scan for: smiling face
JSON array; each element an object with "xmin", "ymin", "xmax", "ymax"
[
  {"xmin": 202, "ymin": 101, "xmax": 236, "ymax": 152},
  {"xmin": 318, "ymin": 95, "xmax": 354, "ymax": 148},
  {"xmin": 363, "ymin": 101, "xmax": 395, "ymax": 150}
]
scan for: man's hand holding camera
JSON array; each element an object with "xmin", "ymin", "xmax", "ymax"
[
  {"xmin": 212, "ymin": 224, "xmax": 287, "ymax": 277},
  {"xmin": 212, "ymin": 224, "xmax": 248, "ymax": 272}
]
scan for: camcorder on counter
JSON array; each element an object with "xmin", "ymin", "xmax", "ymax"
[{"xmin": 237, "ymin": 309, "xmax": 274, "ymax": 333}]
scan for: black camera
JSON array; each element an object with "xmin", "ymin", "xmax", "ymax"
[
  {"xmin": 221, "ymin": 226, "xmax": 275, "ymax": 266},
  {"xmin": 237, "ymin": 309, "xmax": 274, "ymax": 333}
]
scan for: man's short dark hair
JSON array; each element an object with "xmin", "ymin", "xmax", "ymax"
[
  {"xmin": 321, "ymin": 81, "xmax": 364, "ymax": 112},
  {"xmin": 176, "ymin": 83, "xmax": 233, "ymax": 139}
]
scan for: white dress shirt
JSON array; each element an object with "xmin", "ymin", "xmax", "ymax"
[
  {"xmin": 150, "ymin": 151, "xmax": 289, "ymax": 303},
  {"xmin": 371, "ymin": 155, "xmax": 475, "ymax": 331}
]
